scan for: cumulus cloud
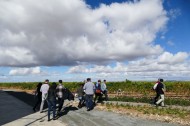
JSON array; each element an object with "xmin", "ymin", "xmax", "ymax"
[
  {"xmin": 9, "ymin": 67, "xmax": 41, "ymax": 75},
  {"xmin": 158, "ymin": 52, "xmax": 188, "ymax": 64},
  {"xmin": 0, "ymin": 0, "xmax": 168, "ymax": 67},
  {"xmin": 67, "ymin": 52, "xmax": 190, "ymax": 80}
]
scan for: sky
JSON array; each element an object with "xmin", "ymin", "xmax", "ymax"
[{"xmin": 0, "ymin": 0, "xmax": 190, "ymax": 82}]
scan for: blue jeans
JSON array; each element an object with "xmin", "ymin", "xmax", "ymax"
[
  {"xmin": 47, "ymin": 100, "xmax": 56, "ymax": 120},
  {"xmin": 85, "ymin": 95, "xmax": 93, "ymax": 109}
]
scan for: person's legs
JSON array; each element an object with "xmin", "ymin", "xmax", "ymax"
[
  {"xmin": 88, "ymin": 95, "xmax": 94, "ymax": 110},
  {"xmin": 40, "ymin": 100, "xmax": 45, "ymax": 112},
  {"xmin": 154, "ymin": 93, "xmax": 159, "ymax": 104},
  {"xmin": 85, "ymin": 95, "xmax": 89, "ymax": 109},
  {"xmin": 156, "ymin": 94, "xmax": 164, "ymax": 106},
  {"xmin": 97, "ymin": 93, "xmax": 102, "ymax": 103},
  {"xmin": 78, "ymin": 97, "xmax": 82, "ymax": 108},
  {"xmin": 52, "ymin": 100, "xmax": 56, "ymax": 119},
  {"xmin": 160, "ymin": 95, "xmax": 165, "ymax": 106},
  {"xmin": 94, "ymin": 94, "xmax": 98, "ymax": 103},
  {"xmin": 40, "ymin": 94, "xmax": 46, "ymax": 112},
  {"xmin": 81, "ymin": 95, "xmax": 85, "ymax": 106},
  {"xmin": 33, "ymin": 97, "xmax": 42, "ymax": 111},
  {"xmin": 47, "ymin": 100, "xmax": 52, "ymax": 121},
  {"xmin": 104, "ymin": 90, "xmax": 108, "ymax": 101},
  {"xmin": 58, "ymin": 98, "xmax": 64, "ymax": 113}
]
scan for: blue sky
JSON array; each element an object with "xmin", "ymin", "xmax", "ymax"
[{"xmin": 0, "ymin": 0, "xmax": 189, "ymax": 82}]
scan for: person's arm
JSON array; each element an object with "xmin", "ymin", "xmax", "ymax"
[
  {"xmin": 153, "ymin": 83, "xmax": 158, "ymax": 90},
  {"xmin": 104, "ymin": 83, "xmax": 107, "ymax": 90},
  {"xmin": 40, "ymin": 85, "xmax": 43, "ymax": 92},
  {"xmin": 93, "ymin": 84, "xmax": 96, "ymax": 93},
  {"xmin": 83, "ymin": 84, "xmax": 86, "ymax": 90},
  {"xmin": 55, "ymin": 86, "xmax": 59, "ymax": 96}
]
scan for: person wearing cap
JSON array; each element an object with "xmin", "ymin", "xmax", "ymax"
[{"xmin": 40, "ymin": 79, "xmax": 50, "ymax": 113}]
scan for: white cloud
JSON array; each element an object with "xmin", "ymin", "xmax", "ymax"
[
  {"xmin": 167, "ymin": 40, "xmax": 174, "ymax": 46},
  {"xmin": 168, "ymin": 8, "xmax": 181, "ymax": 20},
  {"xmin": 158, "ymin": 52, "xmax": 188, "ymax": 64},
  {"xmin": 0, "ymin": 0, "xmax": 168, "ymax": 67},
  {"xmin": 9, "ymin": 67, "xmax": 41, "ymax": 76},
  {"xmin": 67, "ymin": 52, "xmax": 190, "ymax": 80}
]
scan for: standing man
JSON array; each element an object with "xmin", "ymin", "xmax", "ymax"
[
  {"xmin": 40, "ymin": 79, "xmax": 49, "ymax": 113},
  {"xmin": 56, "ymin": 80, "xmax": 65, "ymax": 116},
  {"xmin": 83, "ymin": 78, "xmax": 95, "ymax": 111},
  {"xmin": 101, "ymin": 80, "xmax": 108, "ymax": 101},
  {"xmin": 155, "ymin": 78, "xmax": 165, "ymax": 107}
]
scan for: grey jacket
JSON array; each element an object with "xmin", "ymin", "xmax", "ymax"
[{"xmin": 83, "ymin": 82, "xmax": 95, "ymax": 95}]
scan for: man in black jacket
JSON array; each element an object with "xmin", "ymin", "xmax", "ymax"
[{"xmin": 155, "ymin": 78, "xmax": 165, "ymax": 107}]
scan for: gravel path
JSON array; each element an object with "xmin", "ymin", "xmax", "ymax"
[
  {"xmin": 0, "ymin": 89, "xmax": 181, "ymax": 126},
  {"xmin": 59, "ymin": 106, "xmax": 179, "ymax": 126}
]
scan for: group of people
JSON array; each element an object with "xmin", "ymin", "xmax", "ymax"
[
  {"xmin": 32, "ymin": 77, "xmax": 164, "ymax": 121},
  {"xmin": 79, "ymin": 78, "xmax": 108, "ymax": 111},
  {"xmin": 152, "ymin": 78, "xmax": 166, "ymax": 107},
  {"xmin": 32, "ymin": 78, "xmax": 108, "ymax": 121},
  {"xmin": 33, "ymin": 79, "xmax": 66, "ymax": 121}
]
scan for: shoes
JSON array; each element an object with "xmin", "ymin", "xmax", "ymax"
[
  {"xmin": 78, "ymin": 105, "xmax": 82, "ymax": 108},
  {"xmin": 33, "ymin": 108, "xmax": 36, "ymax": 112},
  {"xmin": 154, "ymin": 103, "xmax": 159, "ymax": 107},
  {"xmin": 40, "ymin": 111, "xmax": 43, "ymax": 113},
  {"xmin": 57, "ymin": 111, "xmax": 62, "ymax": 117},
  {"xmin": 48, "ymin": 119, "xmax": 51, "ymax": 121}
]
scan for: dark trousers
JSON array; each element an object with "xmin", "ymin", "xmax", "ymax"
[
  {"xmin": 103, "ymin": 90, "xmax": 108, "ymax": 101},
  {"xmin": 33, "ymin": 96, "xmax": 42, "ymax": 110},
  {"xmin": 154, "ymin": 93, "xmax": 159, "ymax": 104},
  {"xmin": 85, "ymin": 95, "xmax": 93, "ymax": 109},
  {"xmin": 78, "ymin": 96, "xmax": 85, "ymax": 108},
  {"xmin": 94, "ymin": 93, "xmax": 102, "ymax": 103},
  {"xmin": 47, "ymin": 100, "xmax": 56, "ymax": 120},
  {"xmin": 57, "ymin": 98, "xmax": 64, "ymax": 112}
]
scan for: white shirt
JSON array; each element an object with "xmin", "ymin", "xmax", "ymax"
[
  {"xmin": 56, "ymin": 84, "xmax": 64, "ymax": 98},
  {"xmin": 101, "ymin": 83, "xmax": 107, "ymax": 91},
  {"xmin": 40, "ymin": 83, "xmax": 49, "ymax": 94},
  {"xmin": 153, "ymin": 82, "xmax": 158, "ymax": 90}
]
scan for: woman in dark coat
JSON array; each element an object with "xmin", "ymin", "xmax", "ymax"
[
  {"xmin": 33, "ymin": 82, "xmax": 42, "ymax": 112},
  {"xmin": 47, "ymin": 82, "xmax": 57, "ymax": 121},
  {"xmin": 94, "ymin": 80, "xmax": 102, "ymax": 104}
]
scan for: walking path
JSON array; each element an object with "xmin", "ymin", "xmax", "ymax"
[
  {"xmin": 0, "ymin": 89, "xmax": 180, "ymax": 126},
  {"xmin": 0, "ymin": 90, "xmax": 65, "ymax": 126}
]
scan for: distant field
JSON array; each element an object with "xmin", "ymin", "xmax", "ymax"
[{"xmin": 0, "ymin": 81, "xmax": 190, "ymax": 97}]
